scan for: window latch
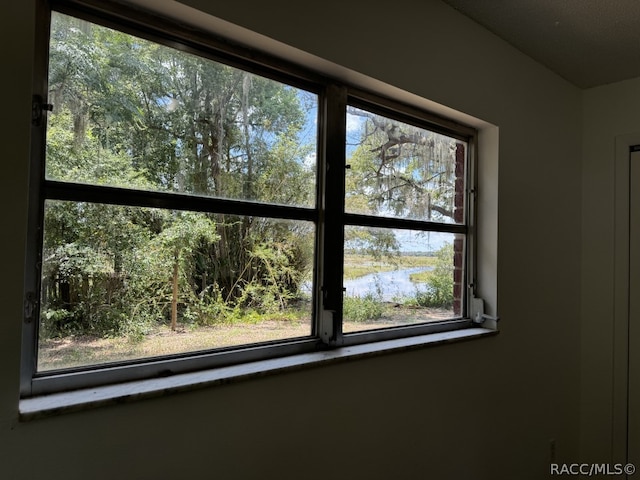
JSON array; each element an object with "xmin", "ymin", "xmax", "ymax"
[
  {"xmin": 474, "ymin": 312, "xmax": 500, "ymax": 325},
  {"xmin": 24, "ymin": 292, "xmax": 38, "ymax": 323},
  {"xmin": 32, "ymin": 95, "xmax": 53, "ymax": 127},
  {"xmin": 470, "ymin": 296, "xmax": 499, "ymax": 330}
]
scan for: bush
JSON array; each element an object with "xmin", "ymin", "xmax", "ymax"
[
  {"xmin": 413, "ymin": 286, "xmax": 452, "ymax": 309},
  {"xmin": 412, "ymin": 243, "xmax": 454, "ymax": 308},
  {"xmin": 40, "ymin": 308, "xmax": 76, "ymax": 338},
  {"xmin": 343, "ymin": 293, "xmax": 383, "ymax": 322}
]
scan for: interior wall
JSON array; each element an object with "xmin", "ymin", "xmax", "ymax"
[
  {"xmin": 0, "ymin": 1, "xmax": 582, "ymax": 479},
  {"xmin": 581, "ymin": 76, "xmax": 640, "ymax": 463}
]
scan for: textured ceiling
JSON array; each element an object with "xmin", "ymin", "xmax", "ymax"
[{"xmin": 440, "ymin": 0, "xmax": 640, "ymax": 88}]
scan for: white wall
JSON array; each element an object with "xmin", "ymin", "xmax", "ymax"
[
  {"xmin": 0, "ymin": 1, "xmax": 582, "ymax": 478},
  {"xmin": 581, "ymin": 76, "xmax": 640, "ymax": 464}
]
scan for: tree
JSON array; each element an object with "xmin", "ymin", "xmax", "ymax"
[
  {"xmin": 345, "ymin": 106, "xmax": 458, "ymax": 222},
  {"xmin": 41, "ymin": 11, "xmax": 316, "ymax": 338},
  {"xmin": 152, "ymin": 212, "xmax": 218, "ymax": 330}
]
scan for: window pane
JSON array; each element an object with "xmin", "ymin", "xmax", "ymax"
[
  {"xmin": 46, "ymin": 12, "xmax": 317, "ymax": 207},
  {"xmin": 38, "ymin": 200, "xmax": 314, "ymax": 371},
  {"xmin": 346, "ymin": 106, "xmax": 465, "ymax": 223},
  {"xmin": 343, "ymin": 227, "xmax": 462, "ymax": 333}
]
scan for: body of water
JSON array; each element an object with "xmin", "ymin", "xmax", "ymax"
[{"xmin": 343, "ymin": 267, "xmax": 432, "ymax": 301}]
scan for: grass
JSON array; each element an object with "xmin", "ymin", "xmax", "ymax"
[
  {"xmin": 409, "ymin": 270, "xmax": 432, "ymax": 283},
  {"xmin": 38, "ymin": 302, "xmax": 453, "ymax": 371},
  {"xmin": 39, "ymin": 318, "xmax": 311, "ymax": 371},
  {"xmin": 343, "ymin": 253, "xmax": 435, "ymax": 279}
]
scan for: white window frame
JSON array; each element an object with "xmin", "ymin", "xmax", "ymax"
[{"xmin": 21, "ymin": 0, "xmax": 486, "ymax": 400}]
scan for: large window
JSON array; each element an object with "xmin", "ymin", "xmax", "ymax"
[{"xmin": 22, "ymin": 2, "xmax": 477, "ymax": 396}]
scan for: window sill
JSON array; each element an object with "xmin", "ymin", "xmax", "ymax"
[{"xmin": 19, "ymin": 327, "xmax": 497, "ymax": 421}]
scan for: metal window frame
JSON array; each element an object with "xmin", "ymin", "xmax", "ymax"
[
  {"xmin": 337, "ymin": 94, "xmax": 477, "ymax": 347},
  {"xmin": 22, "ymin": 0, "xmax": 479, "ymax": 397}
]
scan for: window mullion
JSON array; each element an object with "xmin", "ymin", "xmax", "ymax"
[
  {"xmin": 343, "ymin": 213, "xmax": 467, "ymax": 235},
  {"xmin": 318, "ymin": 84, "xmax": 347, "ymax": 345}
]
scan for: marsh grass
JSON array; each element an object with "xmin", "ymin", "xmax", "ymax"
[{"xmin": 343, "ymin": 253, "xmax": 435, "ymax": 279}]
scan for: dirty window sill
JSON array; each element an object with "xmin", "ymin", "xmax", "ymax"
[{"xmin": 20, "ymin": 327, "xmax": 497, "ymax": 421}]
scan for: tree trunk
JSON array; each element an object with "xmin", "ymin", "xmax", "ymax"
[{"xmin": 171, "ymin": 250, "xmax": 179, "ymax": 331}]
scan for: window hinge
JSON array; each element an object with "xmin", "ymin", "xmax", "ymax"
[
  {"xmin": 32, "ymin": 95, "xmax": 53, "ymax": 127},
  {"xmin": 24, "ymin": 292, "xmax": 38, "ymax": 323},
  {"xmin": 470, "ymin": 296, "xmax": 499, "ymax": 330}
]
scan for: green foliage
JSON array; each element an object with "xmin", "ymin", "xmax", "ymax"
[
  {"xmin": 343, "ymin": 293, "xmax": 384, "ymax": 322},
  {"xmin": 40, "ymin": 308, "xmax": 76, "ymax": 338},
  {"xmin": 40, "ymin": 13, "xmax": 317, "ymax": 340},
  {"xmin": 412, "ymin": 243, "xmax": 454, "ymax": 308},
  {"xmin": 344, "ymin": 226, "xmax": 400, "ymax": 264},
  {"xmin": 43, "ymin": 12, "xmax": 462, "ymax": 342},
  {"xmin": 186, "ymin": 283, "xmax": 231, "ymax": 326}
]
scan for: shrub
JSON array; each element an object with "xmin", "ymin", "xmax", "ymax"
[
  {"xmin": 412, "ymin": 243, "xmax": 454, "ymax": 308},
  {"xmin": 343, "ymin": 293, "xmax": 383, "ymax": 322}
]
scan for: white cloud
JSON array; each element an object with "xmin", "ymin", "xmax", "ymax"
[
  {"xmin": 346, "ymin": 113, "xmax": 363, "ymax": 133},
  {"xmin": 303, "ymin": 152, "xmax": 317, "ymax": 168}
]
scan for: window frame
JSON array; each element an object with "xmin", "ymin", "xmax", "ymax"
[{"xmin": 21, "ymin": 0, "xmax": 479, "ymax": 397}]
